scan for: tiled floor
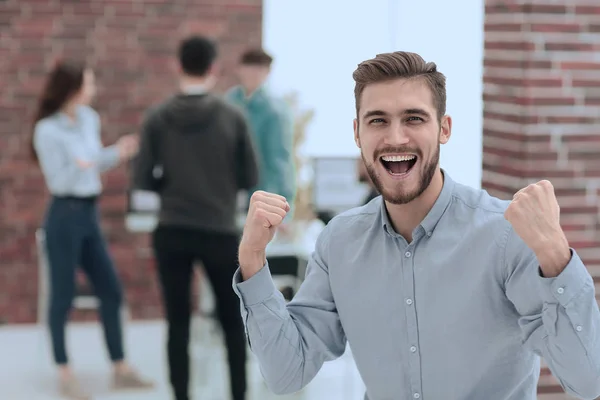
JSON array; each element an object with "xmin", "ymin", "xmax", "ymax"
[
  {"xmin": 0, "ymin": 319, "xmax": 365, "ymax": 400},
  {"xmin": 0, "ymin": 320, "xmax": 578, "ymax": 400}
]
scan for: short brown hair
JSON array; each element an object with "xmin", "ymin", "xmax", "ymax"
[
  {"xmin": 240, "ymin": 48, "xmax": 273, "ymax": 67},
  {"xmin": 352, "ymin": 51, "xmax": 446, "ymax": 120}
]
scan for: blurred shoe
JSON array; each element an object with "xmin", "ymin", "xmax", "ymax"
[
  {"xmin": 60, "ymin": 377, "xmax": 90, "ymax": 400},
  {"xmin": 113, "ymin": 368, "xmax": 154, "ymax": 390}
]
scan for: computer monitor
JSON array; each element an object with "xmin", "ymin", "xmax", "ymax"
[
  {"xmin": 311, "ymin": 156, "xmax": 371, "ymax": 216},
  {"xmin": 125, "ymin": 190, "xmax": 159, "ymax": 232},
  {"xmin": 125, "ymin": 189, "xmax": 249, "ymax": 233}
]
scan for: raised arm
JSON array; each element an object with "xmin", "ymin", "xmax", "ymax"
[
  {"xmin": 504, "ymin": 229, "xmax": 600, "ymax": 399},
  {"xmin": 503, "ymin": 181, "xmax": 600, "ymax": 399},
  {"xmin": 234, "ymin": 192, "xmax": 347, "ymax": 394}
]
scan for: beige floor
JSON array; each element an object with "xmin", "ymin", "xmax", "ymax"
[
  {"xmin": 0, "ymin": 320, "xmax": 577, "ymax": 400},
  {"xmin": 0, "ymin": 319, "xmax": 365, "ymax": 400}
]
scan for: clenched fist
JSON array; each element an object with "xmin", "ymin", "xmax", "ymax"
[
  {"xmin": 239, "ymin": 191, "xmax": 290, "ymax": 279},
  {"xmin": 504, "ymin": 180, "xmax": 570, "ymax": 277}
]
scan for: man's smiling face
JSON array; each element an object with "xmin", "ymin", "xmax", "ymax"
[{"xmin": 353, "ymin": 78, "xmax": 451, "ymax": 205}]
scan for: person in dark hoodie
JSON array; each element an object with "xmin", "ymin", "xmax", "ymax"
[{"xmin": 132, "ymin": 36, "xmax": 258, "ymax": 400}]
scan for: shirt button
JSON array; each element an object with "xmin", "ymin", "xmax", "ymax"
[
  {"xmin": 576, "ymin": 325, "xmax": 583, "ymax": 332},
  {"xmin": 413, "ymin": 393, "xmax": 420, "ymax": 399},
  {"xmin": 410, "ymin": 346, "xmax": 417, "ymax": 353},
  {"xmin": 406, "ymin": 299, "xmax": 413, "ymax": 305},
  {"xmin": 405, "ymin": 251, "xmax": 412, "ymax": 257},
  {"xmin": 427, "ymin": 231, "xmax": 432, "ymax": 237},
  {"xmin": 557, "ymin": 287, "xmax": 564, "ymax": 294}
]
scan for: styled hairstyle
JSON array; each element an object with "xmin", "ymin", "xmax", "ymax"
[
  {"xmin": 239, "ymin": 48, "xmax": 273, "ymax": 67},
  {"xmin": 30, "ymin": 58, "xmax": 86, "ymax": 162},
  {"xmin": 352, "ymin": 51, "xmax": 446, "ymax": 120},
  {"xmin": 178, "ymin": 35, "xmax": 218, "ymax": 77}
]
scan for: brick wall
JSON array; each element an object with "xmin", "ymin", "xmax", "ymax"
[
  {"xmin": 0, "ymin": 0, "xmax": 262, "ymax": 323},
  {"xmin": 482, "ymin": 1, "xmax": 600, "ymax": 396}
]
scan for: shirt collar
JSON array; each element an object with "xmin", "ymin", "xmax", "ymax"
[
  {"xmin": 241, "ymin": 85, "xmax": 267, "ymax": 102},
  {"xmin": 56, "ymin": 107, "xmax": 81, "ymax": 128},
  {"xmin": 380, "ymin": 168, "xmax": 455, "ymax": 237},
  {"xmin": 181, "ymin": 84, "xmax": 207, "ymax": 95}
]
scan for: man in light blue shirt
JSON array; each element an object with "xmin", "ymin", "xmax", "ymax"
[{"xmin": 232, "ymin": 51, "xmax": 600, "ymax": 400}]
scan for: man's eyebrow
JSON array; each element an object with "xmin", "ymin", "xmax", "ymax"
[
  {"xmin": 362, "ymin": 108, "xmax": 432, "ymax": 120},
  {"xmin": 362, "ymin": 110, "xmax": 389, "ymax": 119},
  {"xmin": 402, "ymin": 108, "xmax": 431, "ymax": 118}
]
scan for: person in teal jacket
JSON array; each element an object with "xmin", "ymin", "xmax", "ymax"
[{"xmin": 225, "ymin": 48, "xmax": 296, "ymax": 221}]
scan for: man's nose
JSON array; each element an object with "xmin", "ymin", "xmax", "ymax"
[{"xmin": 384, "ymin": 123, "xmax": 410, "ymax": 145}]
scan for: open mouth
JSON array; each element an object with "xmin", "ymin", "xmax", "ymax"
[{"xmin": 380, "ymin": 155, "xmax": 418, "ymax": 176}]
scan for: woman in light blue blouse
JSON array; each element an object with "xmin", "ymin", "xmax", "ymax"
[{"xmin": 31, "ymin": 59, "xmax": 153, "ymax": 399}]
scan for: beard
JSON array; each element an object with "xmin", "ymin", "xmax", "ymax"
[{"xmin": 362, "ymin": 144, "xmax": 439, "ymax": 205}]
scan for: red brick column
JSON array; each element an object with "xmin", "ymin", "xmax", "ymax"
[
  {"xmin": 0, "ymin": 0, "xmax": 262, "ymax": 323},
  {"xmin": 483, "ymin": 1, "xmax": 600, "ymax": 395}
]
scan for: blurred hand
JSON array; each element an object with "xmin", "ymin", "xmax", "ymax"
[
  {"xmin": 76, "ymin": 159, "xmax": 94, "ymax": 169},
  {"xmin": 116, "ymin": 134, "xmax": 139, "ymax": 161}
]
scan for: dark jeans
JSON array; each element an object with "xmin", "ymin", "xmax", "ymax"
[
  {"xmin": 153, "ymin": 225, "xmax": 247, "ymax": 400},
  {"xmin": 43, "ymin": 196, "xmax": 124, "ymax": 365}
]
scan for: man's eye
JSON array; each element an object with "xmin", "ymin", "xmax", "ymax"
[
  {"xmin": 369, "ymin": 118, "xmax": 385, "ymax": 124},
  {"xmin": 407, "ymin": 116, "xmax": 424, "ymax": 122}
]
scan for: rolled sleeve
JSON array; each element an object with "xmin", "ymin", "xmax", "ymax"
[
  {"xmin": 536, "ymin": 249, "xmax": 593, "ymax": 306},
  {"xmin": 233, "ymin": 263, "xmax": 279, "ymax": 306}
]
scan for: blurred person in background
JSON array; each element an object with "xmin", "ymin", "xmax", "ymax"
[
  {"xmin": 225, "ymin": 48, "xmax": 296, "ymax": 229},
  {"xmin": 31, "ymin": 59, "xmax": 153, "ymax": 400},
  {"xmin": 132, "ymin": 36, "xmax": 258, "ymax": 400}
]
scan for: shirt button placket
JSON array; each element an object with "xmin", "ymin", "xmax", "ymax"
[{"xmin": 403, "ymin": 245, "xmax": 423, "ymax": 398}]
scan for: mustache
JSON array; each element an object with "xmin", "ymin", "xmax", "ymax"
[{"xmin": 374, "ymin": 147, "xmax": 422, "ymax": 159}]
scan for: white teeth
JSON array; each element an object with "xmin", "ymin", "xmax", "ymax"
[{"xmin": 381, "ymin": 155, "xmax": 416, "ymax": 162}]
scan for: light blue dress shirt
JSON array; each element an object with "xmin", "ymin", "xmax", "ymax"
[
  {"xmin": 233, "ymin": 171, "xmax": 600, "ymax": 400},
  {"xmin": 33, "ymin": 105, "xmax": 120, "ymax": 197}
]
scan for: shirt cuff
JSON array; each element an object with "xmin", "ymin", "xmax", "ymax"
[
  {"xmin": 233, "ymin": 262, "xmax": 278, "ymax": 306},
  {"xmin": 537, "ymin": 249, "xmax": 593, "ymax": 307}
]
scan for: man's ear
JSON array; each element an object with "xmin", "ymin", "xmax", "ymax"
[
  {"xmin": 439, "ymin": 115, "xmax": 452, "ymax": 145},
  {"xmin": 354, "ymin": 119, "xmax": 360, "ymax": 148}
]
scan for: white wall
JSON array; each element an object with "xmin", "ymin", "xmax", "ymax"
[{"xmin": 263, "ymin": 0, "xmax": 484, "ymax": 189}]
